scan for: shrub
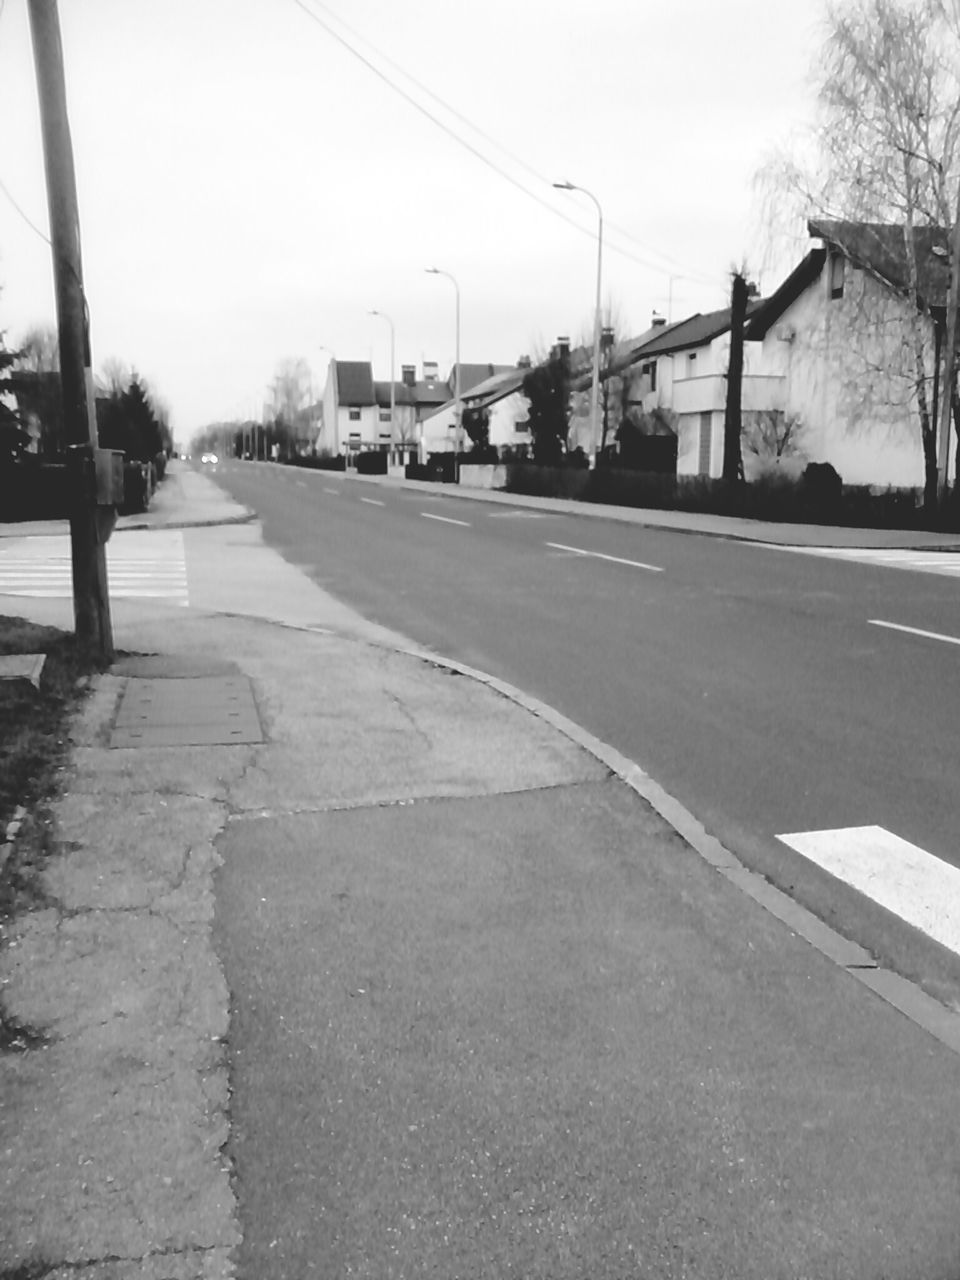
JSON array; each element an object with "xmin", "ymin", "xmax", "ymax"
[{"xmin": 355, "ymin": 450, "xmax": 388, "ymax": 475}]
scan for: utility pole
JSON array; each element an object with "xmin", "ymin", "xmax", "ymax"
[
  {"xmin": 722, "ymin": 271, "xmax": 749, "ymax": 483},
  {"xmin": 936, "ymin": 182, "xmax": 960, "ymax": 507},
  {"xmin": 28, "ymin": 0, "xmax": 113, "ymax": 661}
]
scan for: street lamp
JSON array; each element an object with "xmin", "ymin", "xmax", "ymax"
[
  {"xmin": 553, "ymin": 179, "xmax": 603, "ymax": 464},
  {"xmin": 368, "ymin": 310, "xmax": 395, "ymax": 454},
  {"xmin": 425, "ymin": 266, "xmax": 461, "ymax": 476}
]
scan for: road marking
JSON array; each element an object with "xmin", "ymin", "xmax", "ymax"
[
  {"xmin": 487, "ymin": 511, "xmax": 548, "ymax": 519},
  {"xmin": 0, "ymin": 531, "xmax": 189, "ymax": 605},
  {"xmin": 869, "ymin": 619, "xmax": 960, "ymax": 647},
  {"xmin": 545, "ymin": 541, "xmax": 663, "ymax": 573},
  {"xmin": 759, "ymin": 544, "xmax": 960, "ymax": 578},
  {"xmin": 322, "ymin": 487, "xmax": 340, "ymax": 495},
  {"xmin": 295, "ymin": 480, "xmax": 307, "ymax": 487},
  {"xmin": 420, "ymin": 512, "xmax": 471, "ymax": 527},
  {"xmin": 777, "ymin": 825, "xmax": 960, "ymax": 955},
  {"xmin": 360, "ymin": 497, "xmax": 385, "ymax": 507}
]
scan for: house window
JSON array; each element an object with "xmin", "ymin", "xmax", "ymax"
[
  {"xmin": 642, "ymin": 361, "xmax": 657, "ymax": 392},
  {"xmin": 686, "ymin": 352, "xmax": 697, "ymax": 377},
  {"xmin": 379, "ymin": 410, "xmax": 392, "ymax": 422},
  {"xmin": 830, "ymin": 253, "xmax": 845, "ymax": 299},
  {"xmin": 348, "ymin": 408, "xmax": 361, "ymax": 421},
  {"xmin": 515, "ymin": 420, "xmax": 530, "ymax": 433}
]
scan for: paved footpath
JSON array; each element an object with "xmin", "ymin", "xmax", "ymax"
[{"xmin": 3, "ymin": 464, "xmax": 960, "ymax": 1279}]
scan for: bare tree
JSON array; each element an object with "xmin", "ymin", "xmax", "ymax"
[
  {"xmin": 97, "ymin": 356, "xmax": 133, "ymax": 398},
  {"xmin": 17, "ymin": 322, "xmax": 59, "ymax": 373},
  {"xmin": 758, "ymin": 0, "xmax": 960, "ymax": 507}
]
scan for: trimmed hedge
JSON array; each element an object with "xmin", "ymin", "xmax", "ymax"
[{"xmin": 502, "ymin": 463, "xmax": 940, "ymax": 530}]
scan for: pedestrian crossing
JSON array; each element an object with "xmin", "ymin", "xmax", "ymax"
[
  {"xmin": 772, "ymin": 545, "xmax": 960, "ymax": 578},
  {"xmin": 0, "ymin": 530, "xmax": 189, "ymax": 605}
]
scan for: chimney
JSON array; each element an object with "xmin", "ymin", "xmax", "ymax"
[
  {"xmin": 423, "ymin": 359, "xmax": 439, "ymax": 381},
  {"xmin": 601, "ymin": 326, "xmax": 615, "ymax": 350},
  {"xmin": 554, "ymin": 336, "xmax": 570, "ymax": 362},
  {"xmin": 401, "ymin": 365, "xmax": 416, "ymax": 388},
  {"xmin": 651, "ymin": 311, "xmax": 666, "ymax": 328},
  {"xmin": 517, "ymin": 354, "xmax": 531, "ymax": 369}
]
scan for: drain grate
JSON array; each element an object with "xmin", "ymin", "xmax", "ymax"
[{"xmin": 110, "ymin": 675, "xmax": 263, "ymax": 748}]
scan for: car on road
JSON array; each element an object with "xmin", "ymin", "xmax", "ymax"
[{"xmin": 200, "ymin": 452, "xmax": 219, "ymax": 465}]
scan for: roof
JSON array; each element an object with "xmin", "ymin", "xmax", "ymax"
[
  {"xmin": 413, "ymin": 378, "xmax": 450, "ymax": 407},
  {"xmin": 373, "ymin": 380, "xmax": 416, "ymax": 408},
  {"xmin": 570, "ymin": 322, "xmax": 684, "ymax": 389},
  {"xmin": 744, "ymin": 248, "xmax": 827, "ymax": 341},
  {"xmin": 452, "ymin": 363, "xmax": 515, "ymax": 395},
  {"xmin": 462, "ymin": 366, "xmax": 528, "ymax": 407},
  {"xmin": 808, "ymin": 219, "xmax": 951, "ymax": 309},
  {"xmin": 629, "ymin": 302, "xmax": 764, "ymax": 360},
  {"xmin": 335, "ymin": 361, "xmax": 375, "ymax": 406}
]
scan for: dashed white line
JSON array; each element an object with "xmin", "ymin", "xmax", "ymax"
[
  {"xmin": 322, "ymin": 487, "xmax": 340, "ymax": 495},
  {"xmin": 869, "ymin": 619, "xmax": 960, "ymax": 647},
  {"xmin": 361, "ymin": 497, "xmax": 386, "ymax": 507},
  {"xmin": 420, "ymin": 512, "xmax": 471, "ymax": 527},
  {"xmin": 777, "ymin": 825, "xmax": 960, "ymax": 956},
  {"xmin": 546, "ymin": 541, "xmax": 663, "ymax": 573}
]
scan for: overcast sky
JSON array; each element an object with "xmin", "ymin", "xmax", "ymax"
[{"xmin": 0, "ymin": 0, "xmax": 827, "ymax": 443}]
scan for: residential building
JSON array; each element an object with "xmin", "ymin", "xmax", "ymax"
[
  {"xmin": 604, "ymin": 304, "xmax": 771, "ymax": 478},
  {"xmin": 745, "ymin": 220, "xmax": 956, "ymax": 487},
  {"xmin": 423, "ymin": 363, "xmax": 531, "ymax": 454}
]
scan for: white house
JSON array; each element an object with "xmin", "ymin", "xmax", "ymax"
[
  {"xmin": 422, "ymin": 365, "xmax": 531, "ymax": 454},
  {"xmin": 745, "ymin": 220, "xmax": 957, "ymax": 488},
  {"xmin": 611, "ymin": 305, "xmax": 779, "ymax": 478}
]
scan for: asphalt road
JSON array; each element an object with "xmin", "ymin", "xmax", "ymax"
[{"xmin": 212, "ymin": 461, "xmax": 960, "ymax": 989}]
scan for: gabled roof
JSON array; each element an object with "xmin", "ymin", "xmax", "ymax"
[
  {"xmin": 335, "ymin": 361, "xmax": 375, "ymax": 406},
  {"xmin": 808, "ymin": 218, "xmax": 951, "ymax": 309},
  {"xmin": 744, "ymin": 248, "xmax": 827, "ymax": 341},
  {"xmin": 570, "ymin": 322, "xmax": 684, "ymax": 389},
  {"xmin": 373, "ymin": 380, "xmax": 416, "ymax": 408},
  {"xmin": 452, "ymin": 362, "xmax": 515, "ymax": 395},
  {"xmin": 462, "ymin": 365, "xmax": 527, "ymax": 407},
  {"xmin": 629, "ymin": 302, "xmax": 764, "ymax": 361},
  {"xmin": 413, "ymin": 378, "xmax": 451, "ymax": 407}
]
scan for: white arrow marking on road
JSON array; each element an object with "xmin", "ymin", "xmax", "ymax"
[
  {"xmin": 777, "ymin": 825, "xmax": 960, "ymax": 955},
  {"xmin": 546, "ymin": 542, "xmax": 663, "ymax": 573},
  {"xmin": 869, "ymin": 619, "xmax": 960, "ymax": 647},
  {"xmin": 420, "ymin": 513, "xmax": 471, "ymax": 527},
  {"xmin": 360, "ymin": 497, "xmax": 386, "ymax": 507}
]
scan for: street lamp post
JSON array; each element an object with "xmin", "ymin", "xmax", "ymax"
[
  {"xmin": 553, "ymin": 180, "xmax": 603, "ymax": 465},
  {"xmin": 426, "ymin": 267, "xmax": 461, "ymax": 477},
  {"xmin": 368, "ymin": 310, "xmax": 395, "ymax": 456}
]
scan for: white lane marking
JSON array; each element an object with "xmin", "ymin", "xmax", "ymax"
[
  {"xmin": 487, "ymin": 511, "xmax": 548, "ymax": 520},
  {"xmin": 0, "ymin": 531, "xmax": 189, "ymax": 604},
  {"xmin": 546, "ymin": 541, "xmax": 663, "ymax": 573},
  {"xmin": 420, "ymin": 512, "xmax": 471, "ymax": 527},
  {"xmin": 322, "ymin": 487, "xmax": 340, "ymax": 495},
  {"xmin": 777, "ymin": 825, "xmax": 960, "ymax": 955},
  {"xmin": 869, "ymin": 619, "xmax": 960, "ymax": 647},
  {"xmin": 295, "ymin": 480, "xmax": 307, "ymax": 487},
  {"xmin": 360, "ymin": 497, "xmax": 386, "ymax": 507}
]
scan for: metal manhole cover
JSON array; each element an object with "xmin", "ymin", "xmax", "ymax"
[{"xmin": 110, "ymin": 675, "xmax": 263, "ymax": 748}]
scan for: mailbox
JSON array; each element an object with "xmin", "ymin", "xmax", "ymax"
[{"xmin": 95, "ymin": 449, "xmax": 125, "ymax": 506}]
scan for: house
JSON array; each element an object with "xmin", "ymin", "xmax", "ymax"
[
  {"xmin": 744, "ymin": 219, "xmax": 956, "ymax": 487},
  {"xmin": 319, "ymin": 361, "xmax": 377, "ymax": 456},
  {"xmin": 603, "ymin": 303, "xmax": 772, "ymax": 478},
  {"xmin": 422, "ymin": 363, "xmax": 531, "ymax": 454}
]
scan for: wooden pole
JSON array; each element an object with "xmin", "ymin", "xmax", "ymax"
[{"xmin": 28, "ymin": 0, "xmax": 113, "ymax": 661}]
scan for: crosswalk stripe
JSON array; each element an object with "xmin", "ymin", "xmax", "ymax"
[
  {"xmin": 777, "ymin": 825, "xmax": 960, "ymax": 955},
  {"xmin": 0, "ymin": 530, "xmax": 189, "ymax": 604},
  {"xmin": 763, "ymin": 544, "xmax": 960, "ymax": 577}
]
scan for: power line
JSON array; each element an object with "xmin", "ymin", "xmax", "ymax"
[
  {"xmin": 291, "ymin": 0, "xmax": 715, "ymax": 286},
  {"xmin": 0, "ymin": 173, "xmax": 51, "ymax": 246},
  {"xmin": 308, "ymin": 0, "xmax": 715, "ymax": 283}
]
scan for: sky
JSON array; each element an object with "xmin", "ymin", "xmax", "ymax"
[{"xmin": 0, "ymin": 0, "xmax": 828, "ymax": 445}]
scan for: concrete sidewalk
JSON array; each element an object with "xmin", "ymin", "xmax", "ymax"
[
  {"xmin": 343, "ymin": 466, "xmax": 960, "ymax": 549},
  {"xmin": 3, "ymin": 463, "xmax": 960, "ymax": 1278}
]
